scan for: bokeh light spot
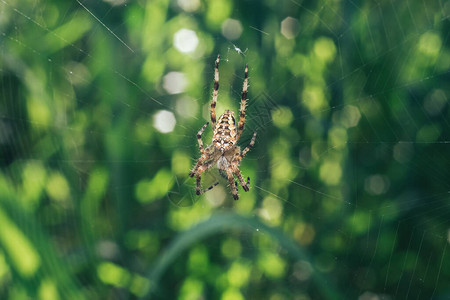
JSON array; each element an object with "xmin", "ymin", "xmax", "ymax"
[
  {"xmin": 46, "ymin": 172, "xmax": 70, "ymax": 202},
  {"xmin": 416, "ymin": 124, "xmax": 441, "ymax": 143},
  {"xmin": 348, "ymin": 211, "xmax": 371, "ymax": 234},
  {"xmin": 364, "ymin": 174, "xmax": 390, "ymax": 195},
  {"xmin": 293, "ymin": 260, "xmax": 313, "ymax": 281},
  {"xmin": 423, "ymin": 89, "xmax": 447, "ymax": 116},
  {"xmin": 227, "ymin": 261, "xmax": 250, "ymax": 287},
  {"xmin": 418, "ymin": 31, "xmax": 441, "ymax": 57},
  {"xmin": 314, "ymin": 37, "xmax": 337, "ymax": 63},
  {"xmin": 206, "ymin": 184, "xmax": 226, "ymax": 207},
  {"xmin": 97, "ymin": 262, "xmax": 130, "ymax": 288},
  {"xmin": 319, "ymin": 161, "xmax": 342, "ymax": 185},
  {"xmin": 328, "ymin": 127, "xmax": 348, "ymax": 149},
  {"xmin": 38, "ymin": 278, "xmax": 59, "ymax": 300},
  {"xmin": 301, "ymin": 85, "xmax": 327, "ymax": 115},
  {"xmin": 177, "ymin": 0, "xmax": 200, "ymax": 12},
  {"xmin": 171, "ymin": 151, "xmax": 192, "ymax": 175},
  {"xmin": 206, "ymin": 0, "xmax": 232, "ymax": 27},
  {"xmin": 27, "ymin": 98, "xmax": 51, "ymax": 129},
  {"xmin": 280, "ymin": 17, "xmax": 299, "ymax": 39},
  {"xmin": 153, "ymin": 110, "xmax": 176, "ymax": 133},
  {"xmin": 174, "ymin": 28, "xmax": 199, "ymax": 53},
  {"xmin": 179, "ymin": 277, "xmax": 204, "ymax": 300},
  {"xmin": 293, "ymin": 222, "xmax": 316, "ymax": 246},
  {"xmin": 163, "ymin": 72, "xmax": 187, "ymax": 94},
  {"xmin": 135, "ymin": 168, "xmax": 174, "ymax": 203},
  {"xmin": 259, "ymin": 197, "xmax": 283, "ymax": 225},
  {"xmin": 188, "ymin": 246, "xmax": 209, "ymax": 274},
  {"xmin": 96, "ymin": 240, "xmax": 120, "ymax": 260},
  {"xmin": 393, "ymin": 142, "xmax": 414, "ymax": 164},
  {"xmin": 221, "ymin": 238, "xmax": 242, "ymax": 259},
  {"xmin": 271, "ymin": 106, "xmax": 293, "ymax": 128},
  {"xmin": 258, "ymin": 252, "xmax": 286, "ymax": 278},
  {"xmin": 221, "ymin": 19, "xmax": 243, "ymax": 40},
  {"xmin": 125, "ymin": 230, "xmax": 158, "ymax": 251},
  {"xmin": 335, "ymin": 105, "xmax": 361, "ymax": 128},
  {"xmin": 176, "ymin": 96, "xmax": 199, "ymax": 118},
  {"xmin": 222, "ymin": 288, "xmax": 244, "ymax": 300}
]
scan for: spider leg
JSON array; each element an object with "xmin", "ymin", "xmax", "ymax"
[
  {"xmin": 211, "ymin": 54, "xmax": 220, "ymax": 127},
  {"xmin": 234, "ymin": 168, "xmax": 250, "ymax": 192},
  {"xmin": 189, "ymin": 160, "xmax": 202, "ymax": 177},
  {"xmin": 196, "ymin": 122, "xmax": 209, "ymax": 153},
  {"xmin": 226, "ymin": 169, "xmax": 239, "ymax": 200},
  {"xmin": 190, "ymin": 123, "xmax": 210, "ymax": 177},
  {"xmin": 236, "ymin": 64, "xmax": 248, "ymax": 141},
  {"xmin": 193, "ymin": 162, "xmax": 218, "ymax": 194},
  {"xmin": 189, "ymin": 152, "xmax": 208, "ymax": 178},
  {"xmin": 240, "ymin": 131, "xmax": 257, "ymax": 159},
  {"xmin": 195, "ymin": 174, "xmax": 219, "ymax": 195}
]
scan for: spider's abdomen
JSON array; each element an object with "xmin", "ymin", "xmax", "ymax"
[{"xmin": 213, "ymin": 110, "xmax": 237, "ymax": 152}]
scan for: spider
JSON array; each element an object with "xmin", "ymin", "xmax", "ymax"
[{"xmin": 189, "ymin": 54, "xmax": 257, "ymax": 200}]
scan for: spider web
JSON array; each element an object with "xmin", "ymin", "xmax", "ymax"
[{"xmin": 0, "ymin": 0, "xmax": 449, "ymax": 299}]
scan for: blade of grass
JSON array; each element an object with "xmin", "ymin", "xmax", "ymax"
[{"xmin": 143, "ymin": 212, "xmax": 342, "ymax": 300}]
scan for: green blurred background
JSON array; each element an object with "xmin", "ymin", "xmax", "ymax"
[{"xmin": 1, "ymin": 0, "xmax": 450, "ymax": 299}]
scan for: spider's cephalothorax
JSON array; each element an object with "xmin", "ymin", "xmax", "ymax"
[{"xmin": 189, "ymin": 54, "xmax": 257, "ymax": 200}]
